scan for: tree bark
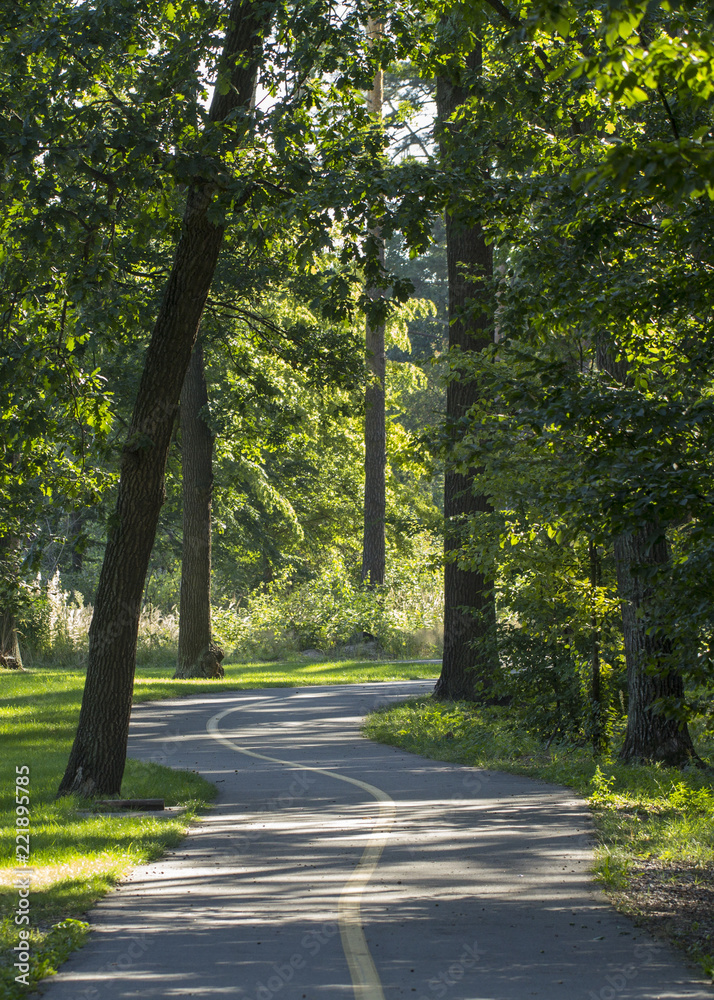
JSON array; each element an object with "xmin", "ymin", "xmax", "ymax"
[
  {"xmin": 361, "ymin": 16, "xmax": 386, "ymax": 588},
  {"xmin": 434, "ymin": 45, "xmax": 498, "ymax": 702},
  {"xmin": 614, "ymin": 526, "xmax": 698, "ymax": 765},
  {"xmin": 589, "ymin": 539, "xmax": 603, "ymax": 751},
  {"xmin": 175, "ymin": 339, "xmax": 224, "ymax": 678},
  {"xmin": 361, "ymin": 267, "xmax": 386, "ymax": 587},
  {"xmin": 0, "ymin": 610, "xmax": 23, "ymax": 670},
  {"xmin": 58, "ymin": 0, "xmax": 270, "ymax": 798},
  {"xmin": 596, "ymin": 344, "xmax": 698, "ymax": 764},
  {"xmin": 0, "ymin": 534, "xmax": 24, "ymax": 669}
]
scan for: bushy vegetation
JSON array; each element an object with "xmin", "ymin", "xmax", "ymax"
[
  {"xmin": 18, "ymin": 573, "xmax": 180, "ymax": 671},
  {"xmin": 17, "ymin": 541, "xmax": 443, "ymax": 669},
  {"xmin": 213, "ymin": 542, "xmax": 443, "ymax": 661}
]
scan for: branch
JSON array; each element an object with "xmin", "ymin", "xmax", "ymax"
[
  {"xmin": 613, "ymin": 215, "xmax": 659, "ymax": 232},
  {"xmin": 657, "ymin": 83, "xmax": 680, "ymax": 140},
  {"xmin": 386, "ymin": 103, "xmax": 432, "ymax": 158},
  {"xmin": 480, "ymin": 0, "xmax": 552, "ymax": 75}
]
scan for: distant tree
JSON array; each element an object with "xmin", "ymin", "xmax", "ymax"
[
  {"xmin": 175, "ymin": 339, "xmax": 224, "ymax": 679},
  {"xmin": 362, "ymin": 15, "xmax": 388, "ymax": 588}
]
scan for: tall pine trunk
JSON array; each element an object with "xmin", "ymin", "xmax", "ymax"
[
  {"xmin": 175, "ymin": 339, "xmax": 223, "ymax": 679},
  {"xmin": 434, "ymin": 45, "xmax": 498, "ymax": 702},
  {"xmin": 58, "ymin": 0, "xmax": 270, "ymax": 798},
  {"xmin": 361, "ymin": 16, "xmax": 386, "ymax": 587}
]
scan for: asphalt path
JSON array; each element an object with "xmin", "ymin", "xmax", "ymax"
[{"xmin": 40, "ymin": 682, "xmax": 713, "ymax": 1000}]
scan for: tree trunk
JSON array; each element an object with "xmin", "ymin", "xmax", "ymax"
[
  {"xmin": 361, "ymin": 276, "xmax": 386, "ymax": 587},
  {"xmin": 0, "ymin": 534, "xmax": 24, "ymax": 669},
  {"xmin": 589, "ymin": 539, "xmax": 603, "ymax": 751},
  {"xmin": 596, "ymin": 344, "xmax": 698, "ymax": 764},
  {"xmin": 434, "ymin": 44, "xmax": 498, "ymax": 702},
  {"xmin": 614, "ymin": 526, "xmax": 698, "ymax": 765},
  {"xmin": 0, "ymin": 610, "xmax": 23, "ymax": 670},
  {"xmin": 58, "ymin": 0, "xmax": 270, "ymax": 798},
  {"xmin": 68, "ymin": 508, "xmax": 86, "ymax": 573},
  {"xmin": 361, "ymin": 17, "xmax": 386, "ymax": 588},
  {"xmin": 175, "ymin": 340, "xmax": 224, "ymax": 679}
]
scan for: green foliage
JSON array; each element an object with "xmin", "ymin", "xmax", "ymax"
[
  {"xmin": 23, "ymin": 538, "xmax": 444, "ymax": 667},
  {"xmin": 5, "ymin": 0, "xmax": 714, "ymax": 820},
  {"xmin": 17, "ymin": 573, "xmax": 179, "ymax": 669},
  {"xmin": 391, "ymin": 0, "xmax": 714, "ymax": 745},
  {"xmin": 0, "ymin": 0, "xmax": 443, "ymax": 634},
  {"xmin": 214, "ymin": 539, "xmax": 443, "ymax": 659},
  {"xmin": 590, "ymin": 764, "xmax": 618, "ymax": 805},
  {"xmin": 0, "ymin": 918, "xmax": 89, "ymax": 999}
]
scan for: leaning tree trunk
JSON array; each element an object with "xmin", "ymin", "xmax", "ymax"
[
  {"xmin": 614, "ymin": 527, "xmax": 697, "ymax": 765},
  {"xmin": 433, "ymin": 44, "xmax": 498, "ymax": 703},
  {"xmin": 175, "ymin": 339, "xmax": 224, "ymax": 679},
  {"xmin": 58, "ymin": 0, "xmax": 270, "ymax": 798},
  {"xmin": 361, "ymin": 15, "xmax": 386, "ymax": 588}
]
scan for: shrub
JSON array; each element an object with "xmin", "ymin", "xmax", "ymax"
[{"xmin": 215, "ymin": 539, "xmax": 443, "ymax": 661}]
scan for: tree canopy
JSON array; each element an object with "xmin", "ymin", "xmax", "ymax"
[{"xmin": 2, "ymin": 0, "xmax": 713, "ymax": 783}]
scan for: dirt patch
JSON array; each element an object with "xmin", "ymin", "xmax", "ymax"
[{"xmin": 612, "ymin": 859, "xmax": 714, "ymax": 977}]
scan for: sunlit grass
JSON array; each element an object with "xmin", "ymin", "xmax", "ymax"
[
  {"xmin": 133, "ymin": 655, "xmax": 440, "ymax": 697},
  {"xmin": 0, "ymin": 667, "xmax": 218, "ymax": 998},
  {"xmin": 363, "ymin": 696, "xmax": 714, "ymax": 861}
]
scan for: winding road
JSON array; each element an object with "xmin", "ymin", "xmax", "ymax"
[{"xmin": 40, "ymin": 683, "xmax": 712, "ymax": 1000}]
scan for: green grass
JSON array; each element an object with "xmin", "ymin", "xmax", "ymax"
[
  {"xmin": 0, "ymin": 655, "xmax": 438, "ymax": 998},
  {"xmin": 364, "ymin": 696, "xmax": 714, "ymax": 978},
  {"xmin": 134, "ymin": 654, "xmax": 440, "ymax": 697}
]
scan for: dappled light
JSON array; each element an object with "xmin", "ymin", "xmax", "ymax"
[{"xmin": 35, "ymin": 685, "xmax": 707, "ymax": 1000}]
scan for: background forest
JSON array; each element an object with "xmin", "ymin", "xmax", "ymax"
[{"xmin": 2, "ymin": 0, "xmax": 714, "ymax": 766}]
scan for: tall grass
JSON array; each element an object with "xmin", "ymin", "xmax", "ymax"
[{"xmin": 20, "ymin": 544, "xmax": 444, "ymax": 668}]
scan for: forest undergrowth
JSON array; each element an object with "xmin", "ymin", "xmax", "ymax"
[{"xmin": 19, "ymin": 550, "xmax": 444, "ymax": 671}]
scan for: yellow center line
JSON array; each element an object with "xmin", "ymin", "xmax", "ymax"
[{"xmin": 207, "ymin": 700, "xmax": 394, "ymax": 1000}]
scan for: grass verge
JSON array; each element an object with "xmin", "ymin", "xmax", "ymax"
[
  {"xmin": 363, "ymin": 696, "xmax": 714, "ymax": 981},
  {"xmin": 1, "ymin": 655, "xmax": 438, "ymax": 997}
]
